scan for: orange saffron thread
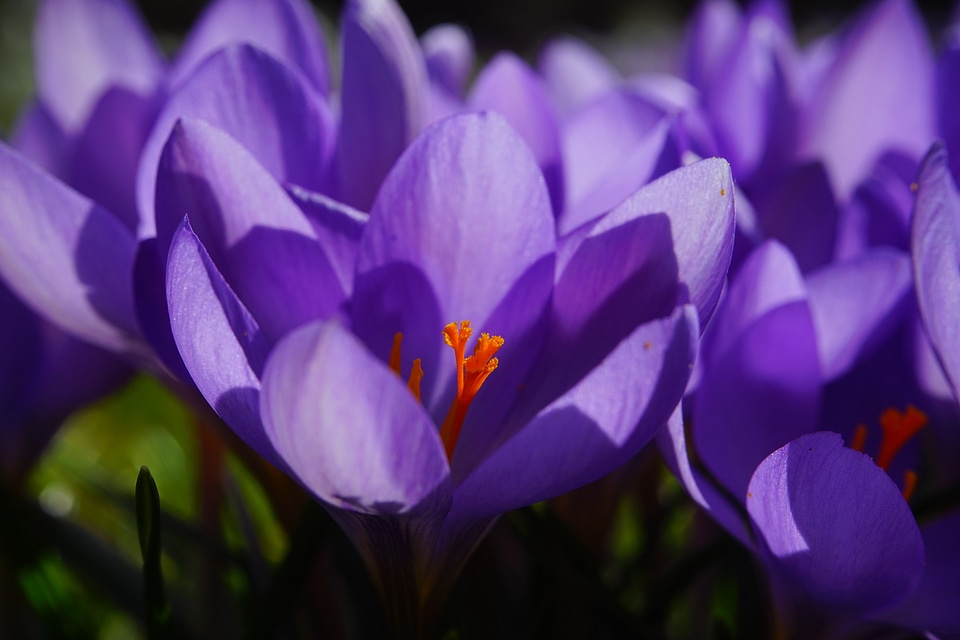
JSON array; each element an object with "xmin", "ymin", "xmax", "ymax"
[
  {"xmin": 439, "ymin": 321, "xmax": 503, "ymax": 461},
  {"xmin": 408, "ymin": 359, "xmax": 423, "ymax": 402},
  {"xmin": 388, "ymin": 333, "xmax": 403, "ymax": 374},
  {"xmin": 902, "ymin": 470, "xmax": 918, "ymax": 501},
  {"xmin": 850, "ymin": 425, "xmax": 868, "ymax": 452}
]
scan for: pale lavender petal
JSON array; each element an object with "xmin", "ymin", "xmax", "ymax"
[
  {"xmin": 155, "ymin": 118, "xmax": 344, "ymax": 343},
  {"xmin": 167, "ymin": 0, "xmax": 330, "ymax": 95},
  {"xmin": 912, "ymin": 142, "xmax": 960, "ymax": 403},
  {"xmin": 69, "ymin": 86, "xmax": 158, "ymax": 233},
  {"xmin": 34, "ymin": 0, "xmax": 163, "ymax": 132},
  {"xmin": 352, "ymin": 112, "xmax": 555, "ymax": 410},
  {"xmin": 469, "ymin": 53, "xmax": 565, "ymax": 214},
  {"xmin": 286, "ymin": 185, "xmax": 369, "ymax": 297},
  {"xmin": 591, "ymin": 157, "xmax": 736, "ymax": 329},
  {"xmin": 747, "ymin": 432, "xmax": 924, "ymax": 617},
  {"xmin": 806, "ymin": 248, "xmax": 912, "ymax": 381},
  {"xmin": 337, "ymin": 0, "xmax": 428, "ymax": 210},
  {"xmin": 166, "ymin": 217, "xmax": 278, "ymax": 466},
  {"xmin": 537, "ymin": 36, "xmax": 621, "ymax": 118},
  {"xmin": 9, "ymin": 101, "xmax": 68, "ymax": 177},
  {"xmin": 694, "ymin": 242, "xmax": 819, "ymax": 499},
  {"xmin": 560, "ymin": 89, "xmax": 667, "ymax": 233},
  {"xmin": 703, "ymin": 8, "xmax": 796, "ymax": 180},
  {"xmin": 421, "ymin": 24, "xmax": 474, "ymax": 98},
  {"xmin": 695, "ymin": 300, "xmax": 820, "ymax": 500},
  {"xmin": 261, "ymin": 320, "xmax": 452, "ymax": 515},
  {"xmin": 937, "ymin": 32, "xmax": 960, "ymax": 181},
  {"xmin": 749, "ymin": 161, "xmax": 839, "ymax": 273},
  {"xmin": 452, "ymin": 306, "xmax": 697, "ymax": 520},
  {"xmin": 799, "ymin": 0, "xmax": 935, "ymax": 199},
  {"xmin": 683, "ymin": 0, "xmax": 742, "ymax": 91},
  {"xmin": 0, "ymin": 143, "xmax": 140, "ymax": 354},
  {"xmin": 706, "ymin": 240, "xmax": 807, "ymax": 361},
  {"xmin": 137, "ymin": 44, "xmax": 335, "ymax": 235},
  {"xmin": 560, "ymin": 119, "xmax": 676, "ymax": 234}
]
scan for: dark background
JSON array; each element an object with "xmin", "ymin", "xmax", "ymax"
[{"xmin": 132, "ymin": 0, "xmax": 957, "ymax": 53}]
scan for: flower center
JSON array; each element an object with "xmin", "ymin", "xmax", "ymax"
[
  {"xmin": 389, "ymin": 321, "xmax": 504, "ymax": 461},
  {"xmin": 850, "ymin": 405, "xmax": 927, "ymax": 500}
]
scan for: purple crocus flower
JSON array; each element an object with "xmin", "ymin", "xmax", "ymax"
[
  {"xmin": 661, "ymin": 235, "xmax": 960, "ymax": 637},
  {"xmin": 160, "ymin": 110, "xmax": 734, "ymax": 629}
]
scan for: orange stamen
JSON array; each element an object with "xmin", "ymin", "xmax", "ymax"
[
  {"xmin": 408, "ymin": 359, "xmax": 423, "ymax": 402},
  {"xmin": 389, "ymin": 333, "xmax": 403, "ymax": 374},
  {"xmin": 850, "ymin": 425, "xmax": 868, "ymax": 452},
  {"xmin": 439, "ymin": 321, "xmax": 503, "ymax": 460},
  {"xmin": 902, "ymin": 470, "xmax": 918, "ymax": 501},
  {"xmin": 389, "ymin": 332, "xmax": 425, "ymax": 401},
  {"xmin": 875, "ymin": 406, "xmax": 927, "ymax": 471}
]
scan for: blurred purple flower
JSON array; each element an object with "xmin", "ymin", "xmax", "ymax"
[
  {"xmin": 661, "ymin": 236, "xmax": 960, "ymax": 637},
  {"xmin": 0, "ymin": 282, "xmax": 130, "ymax": 483},
  {"xmin": 160, "ymin": 110, "xmax": 734, "ymax": 626}
]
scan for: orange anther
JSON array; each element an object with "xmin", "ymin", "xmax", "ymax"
[
  {"xmin": 902, "ymin": 470, "xmax": 918, "ymax": 502},
  {"xmin": 389, "ymin": 332, "xmax": 403, "ymax": 374},
  {"xmin": 850, "ymin": 425, "xmax": 868, "ymax": 453},
  {"xmin": 408, "ymin": 359, "xmax": 423, "ymax": 402}
]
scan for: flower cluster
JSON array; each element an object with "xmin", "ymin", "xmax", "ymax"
[{"xmin": 0, "ymin": 0, "xmax": 958, "ymax": 636}]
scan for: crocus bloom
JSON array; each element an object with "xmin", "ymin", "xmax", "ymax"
[
  {"xmin": 662, "ymin": 236, "xmax": 960, "ymax": 637},
  {"xmin": 160, "ymin": 110, "xmax": 734, "ymax": 630}
]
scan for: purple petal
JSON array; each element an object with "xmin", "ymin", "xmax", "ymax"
[
  {"xmin": 469, "ymin": 53, "xmax": 565, "ymax": 214},
  {"xmin": 9, "ymin": 101, "xmax": 69, "ymax": 177},
  {"xmin": 34, "ymin": 0, "xmax": 164, "ymax": 132},
  {"xmin": 167, "ymin": 217, "xmax": 278, "ymax": 466},
  {"xmin": 137, "ymin": 44, "xmax": 335, "ymax": 235},
  {"xmin": 683, "ymin": 0, "xmax": 742, "ymax": 91},
  {"xmin": 798, "ymin": 0, "xmax": 935, "ymax": 199},
  {"xmin": 706, "ymin": 240, "xmax": 807, "ymax": 360},
  {"xmin": 560, "ymin": 119, "xmax": 676, "ymax": 234},
  {"xmin": 592, "ymin": 157, "xmax": 736, "ymax": 329},
  {"xmin": 0, "ymin": 143, "xmax": 140, "ymax": 354},
  {"xmin": 747, "ymin": 432, "xmax": 924, "ymax": 618},
  {"xmin": 937, "ymin": 33, "xmax": 960, "ymax": 182},
  {"xmin": 750, "ymin": 162, "xmax": 839, "ymax": 273},
  {"xmin": 912, "ymin": 142, "xmax": 960, "ymax": 404},
  {"xmin": 68, "ymin": 87, "xmax": 159, "ymax": 233},
  {"xmin": 352, "ymin": 112, "xmax": 555, "ymax": 410},
  {"xmin": 806, "ymin": 248, "xmax": 912, "ymax": 381},
  {"xmin": 421, "ymin": 24, "xmax": 474, "ymax": 98},
  {"xmin": 538, "ymin": 36, "xmax": 621, "ymax": 118},
  {"xmin": 559, "ymin": 89, "xmax": 668, "ymax": 232},
  {"xmin": 835, "ymin": 152, "xmax": 916, "ymax": 261},
  {"xmin": 452, "ymin": 305, "xmax": 697, "ymax": 521},
  {"xmin": 285, "ymin": 185, "xmax": 369, "ymax": 297},
  {"xmin": 694, "ymin": 242, "xmax": 820, "ymax": 499},
  {"xmin": 155, "ymin": 118, "xmax": 344, "ymax": 343},
  {"xmin": 882, "ymin": 511, "xmax": 960, "ymax": 638},
  {"xmin": 337, "ymin": 0, "xmax": 428, "ymax": 210},
  {"xmin": 261, "ymin": 320, "xmax": 451, "ymax": 515},
  {"xmin": 167, "ymin": 0, "xmax": 330, "ymax": 96}
]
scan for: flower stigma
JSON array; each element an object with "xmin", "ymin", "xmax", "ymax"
[
  {"xmin": 388, "ymin": 322, "xmax": 504, "ymax": 461},
  {"xmin": 439, "ymin": 321, "xmax": 504, "ymax": 461},
  {"xmin": 850, "ymin": 405, "xmax": 927, "ymax": 500}
]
